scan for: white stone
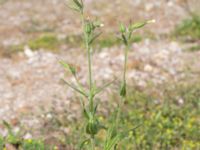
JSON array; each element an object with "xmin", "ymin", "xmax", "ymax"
[
  {"xmin": 144, "ymin": 64, "xmax": 153, "ymax": 72},
  {"xmin": 24, "ymin": 46, "xmax": 34, "ymax": 58}
]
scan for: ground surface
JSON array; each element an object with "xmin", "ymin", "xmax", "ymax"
[{"xmin": 0, "ymin": 0, "xmax": 199, "ymax": 146}]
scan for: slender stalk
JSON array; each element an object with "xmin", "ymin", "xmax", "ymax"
[
  {"xmin": 87, "ymin": 43, "xmax": 94, "ymax": 112},
  {"xmin": 90, "ymin": 135, "xmax": 95, "ymax": 150},
  {"xmin": 81, "ymin": 11, "xmax": 95, "ymax": 150},
  {"xmin": 123, "ymin": 44, "xmax": 129, "ymax": 84},
  {"xmin": 87, "ymin": 41, "xmax": 93, "ymax": 91},
  {"xmin": 81, "ymin": 13, "xmax": 94, "ymax": 111}
]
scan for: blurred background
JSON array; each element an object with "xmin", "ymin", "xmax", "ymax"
[{"xmin": 0, "ymin": 0, "xmax": 199, "ymax": 149}]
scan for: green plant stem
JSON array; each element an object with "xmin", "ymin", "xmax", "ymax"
[
  {"xmin": 117, "ymin": 43, "xmax": 130, "ymax": 127},
  {"xmin": 123, "ymin": 43, "xmax": 130, "ymax": 86},
  {"xmin": 90, "ymin": 135, "xmax": 95, "ymax": 150},
  {"xmin": 81, "ymin": 12, "xmax": 95, "ymax": 150},
  {"xmin": 81, "ymin": 14, "xmax": 94, "ymax": 112},
  {"xmin": 87, "ymin": 41, "xmax": 93, "ymax": 92}
]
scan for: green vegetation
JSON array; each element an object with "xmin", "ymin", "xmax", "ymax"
[
  {"xmin": 0, "ymin": 136, "xmax": 47, "ymax": 150},
  {"xmin": 121, "ymin": 84, "xmax": 200, "ymax": 149},
  {"xmin": 186, "ymin": 45, "xmax": 200, "ymax": 52},
  {"xmin": 8, "ymin": 34, "xmax": 61, "ymax": 54},
  {"xmin": 22, "ymin": 139, "xmax": 45, "ymax": 150},
  {"xmin": 59, "ymin": 0, "xmax": 154, "ymax": 149},
  {"xmin": 175, "ymin": 15, "xmax": 200, "ymax": 40},
  {"xmin": 0, "ymin": 0, "xmax": 6, "ymax": 5},
  {"xmin": 0, "ymin": 136, "xmax": 4, "ymax": 150},
  {"xmin": 0, "ymin": 82, "xmax": 199, "ymax": 149},
  {"xmin": 96, "ymin": 35, "xmax": 142, "ymax": 48},
  {"xmin": 64, "ymin": 82, "xmax": 200, "ymax": 149},
  {"xmin": 64, "ymin": 34, "xmax": 143, "ymax": 49},
  {"xmin": 0, "ymin": 120, "xmax": 47, "ymax": 150},
  {"xmin": 28, "ymin": 34, "xmax": 60, "ymax": 51}
]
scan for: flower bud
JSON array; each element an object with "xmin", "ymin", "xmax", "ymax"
[
  {"xmin": 120, "ymin": 23, "xmax": 126, "ymax": 33},
  {"xmin": 86, "ymin": 117, "xmax": 99, "ymax": 136},
  {"xmin": 85, "ymin": 22, "xmax": 92, "ymax": 34}
]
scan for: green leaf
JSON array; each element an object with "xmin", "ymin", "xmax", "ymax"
[
  {"xmin": 120, "ymin": 82, "xmax": 126, "ymax": 97},
  {"xmin": 121, "ymin": 34, "xmax": 128, "ymax": 45},
  {"xmin": 130, "ymin": 21, "xmax": 147, "ymax": 30},
  {"xmin": 64, "ymin": 1, "xmax": 81, "ymax": 12},
  {"xmin": 93, "ymin": 103, "xmax": 98, "ymax": 114},
  {"xmin": 130, "ymin": 20, "xmax": 155, "ymax": 31},
  {"xmin": 61, "ymin": 79, "xmax": 88, "ymax": 97},
  {"xmin": 83, "ymin": 108, "xmax": 89, "ymax": 120},
  {"xmin": 2, "ymin": 120, "xmax": 13, "ymax": 135},
  {"xmin": 59, "ymin": 60, "xmax": 76, "ymax": 76},
  {"xmin": 93, "ymin": 20, "xmax": 102, "ymax": 28},
  {"xmin": 68, "ymin": 4, "xmax": 81, "ymax": 12},
  {"xmin": 6, "ymin": 134, "xmax": 20, "ymax": 145},
  {"xmin": 72, "ymin": 0, "xmax": 83, "ymax": 10},
  {"xmin": 104, "ymin": 135, "xmax": 120, "ymax": 150},
  {"xmin": 79, "ymin": 138, "xmax": 90, "ymax": 149},
  {"xmin": 94, "ymin": 79, "xmax": 115, "ymax": 95},
  {"xmin": 2, "ymin": 120, "xmax": 11, "ymax": 130}
]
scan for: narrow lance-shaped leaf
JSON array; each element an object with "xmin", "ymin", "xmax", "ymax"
[
  {"xmin": 59, "ymin": 60, "xmax": 76, "ymax": 76},
  {"xmin": 61, "ymin": 79, "xmax": 88, "ymax": 97},
  {"xmin": 83, "ymin": 108, "xmax": 89, "ymax": 120},
  {"xmin": 94, "ymin": 79, "xmax": 115, "ymax": 95},
  {"xmin": 130, "ymin": 21, "xmax": 147, "ymax": 30},
  {"xmin": 130, "ymin": 19, "xmax": 156, "ymax": 31},
  {"xmin": 72, "ymin": 0, "xmax": 83, "ymax": 10},
  {"xmin": 79, "ymin": 138, "xmax": 90, "ymax": 149},
  {"xmin": 121, "ymin": 34, "xmax": 128, "ymax": 45},
  {"xmin": 67, "ymin": 4, "xmax": 81, "ymax": 12},
  {"xmin": 64, "ymin": 1, "xmax": 81, "ymax": 12}
]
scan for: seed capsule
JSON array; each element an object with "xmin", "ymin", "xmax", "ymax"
[
  {"xmin": 86, "ymin": 117, "xmax": 99, "ymax": 136},
  {"xmin": 120, "ymin": 82, "xmax": 126, "ymax": 97},
  {"xmin": 85, "ymin": 22, "xmax": 92, "ymax": 34}
]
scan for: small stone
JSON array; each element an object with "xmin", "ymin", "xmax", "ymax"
[
  {"xmin": 144, "ymin": 64, "xmax": 153, "ymax": 72},
  {"xmin": 24, "ymin": 46, "xmax": 34, "ymax": 58},
  {"xmin": 178, "ymin": 98, "xmax": 184, "ymax": 105},
  {"xmin": 46, "ymin": 113, "xmax": 53, "ymax": 119}
]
